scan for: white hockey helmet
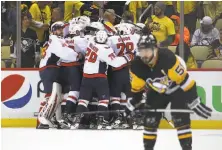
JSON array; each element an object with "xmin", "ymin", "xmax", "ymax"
[
  {"xmin": 89, "ymin": 22, "xmax": 105, "ymax": 31},
  {"xmin": 115, "ymin": 23, "xmax": 134, "ymax": 35},
  {"xmin": 69, "ymin": 24, "xmax": 83, "ymax": 36},
  {"xmin": 95, "ymin": 30, "xmax": 108, "ymax": 44},
  {"xmin": 78, "ymin": 16, "xmax": 91, "ymax": 28},
  {"xmin": 51, "ymin": 21, "xmax": 65, "ymax": 32},
  {"xmin": 69, "ymin": 17, "xmax": 79, "ymax": 26}
]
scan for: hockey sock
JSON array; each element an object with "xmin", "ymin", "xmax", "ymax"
[
  {"xmin": 65, "ymin": 91, "xmax": 79, "ymax": 114},
  {"xmin": 143, "ymin": 127, "xmax": 157, "ymax": 150},
  {"xmin": 61, "ymin": 99, "xmax": 66, "ymax": 113},
  {"xmin": 110, "ymin": 97, "xmax": 120, "ymax": 118},
  {"xmin": 66, "ymin": 101, "xmax": 77, "ymax": 114},
  {"xmin": 177, "ymin": 125, "xmax": 192, "ymax": 150},
  {"xmin": 76, "ymin": 99, "xmax": 89, "ymax": 113},
  {"xmin": 98, "ymin": 100, "xmax": 109, "ymax": 121}
]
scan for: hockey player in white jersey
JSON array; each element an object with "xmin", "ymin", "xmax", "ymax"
[
  {"xmin": 107, "ymin": 23, "xmax": 140, "ymax": 128},
  {"xmin": 37, "ymin": 21, "xmax": 79, "ymax": 129},
  {"xmin": 61, "ymin": 17, "xmax": 92, "ymax": 124},
  {"xmin": 71, "ymin": 30, "xmax": 134, "ymax": 129}
]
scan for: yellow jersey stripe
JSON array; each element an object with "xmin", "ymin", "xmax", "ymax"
[
  {"xmin": 178, "ymin": 133, "xmax": 192, "ymax": 139},
  {"xmin": 143, "ymin": 135, "xmax": 156, "ymax": 140}
]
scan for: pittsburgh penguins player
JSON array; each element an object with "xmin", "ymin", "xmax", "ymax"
[{"xmin": 125, "ymin": 34, "xmax": 212, "ymax": 150}]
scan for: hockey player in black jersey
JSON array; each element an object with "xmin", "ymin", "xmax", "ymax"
[{"xmin": 125, "ymin": 34, "xmax": 212, "ymax": 150}]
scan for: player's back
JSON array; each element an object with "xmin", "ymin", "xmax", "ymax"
[
  {"xmin": 108, "ymin": 34, "xmax": 140, "ymax": 56},
  {"xmin": 83, "ymin": 41, "xmax": 110, "ymax": 77},
  {"xmin": 40, "ymin": 35, "xmax": 78, "ymax": 68},
  {"xmin": 73, "ymin": 35, "xmax": 93, "ymax": 54}
]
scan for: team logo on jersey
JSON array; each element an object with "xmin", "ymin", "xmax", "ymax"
[
  {"xmin": 21, "ymin": 37, "xmax": 35, "ymax": 53},
  {"xmin": 1, "ymin": 74, "xmax": 32, "ymax": 109}
]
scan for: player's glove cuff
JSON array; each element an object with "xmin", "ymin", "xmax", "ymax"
[
  {"xmin": 188, "ymin": 97, "xmax": 212, "ymax": 119},
  {"xmin": 123, "ymin": 53, "xmax": 134, "ymax": 62}
]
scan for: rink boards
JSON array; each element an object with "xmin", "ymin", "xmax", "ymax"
[{"xmin": 1, "ymin": 69, "xmax": 222, "ymax": 129}]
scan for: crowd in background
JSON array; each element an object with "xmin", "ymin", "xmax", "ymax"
[{"xmin": 1, "ymin": 1, "xmax": 222, "ymax": 68}]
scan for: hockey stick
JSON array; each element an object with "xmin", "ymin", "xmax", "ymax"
[
  {"xmin": 73, "ymin": 108, "xmax": 222, "ymax": 115},
  {"xmin": 73, "ymin": 109, "xmax": 192, "ymax": 115}
]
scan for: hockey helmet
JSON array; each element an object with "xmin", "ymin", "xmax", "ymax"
[
  {"xmin": 78, "ymin": 16, "xmax": 91, "ymax": 29},
  {"xmin": 95, "ymin": 30, "xmax": 108, "ymax": 44},
  {"xmin": 137, "ymin": 34, "xmax": 158, "ymax": 64},
  {"xmin": 69, "ymin": 24, "xmax": 84, "ymax": 36},
  {"xmin": 51, "ymin": 21, "xmax": 65, "ymax": 32},
  {"xmin": 115, "ymin": 23, "xmax": 134, "ymax": 35}
]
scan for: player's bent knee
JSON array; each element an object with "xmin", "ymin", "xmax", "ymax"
[
  {"xmin": 172, "ymin": 114, "xmax": 191, "ymax": 128},
  {"xmin": 144, "ymin": 115, "xmax": 161, "ymax": 128}
]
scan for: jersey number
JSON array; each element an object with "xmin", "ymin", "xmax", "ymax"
[
  {"xmin": 117, "ymin": 42, "xmax": 134, "ymax": 56},
  {"xmin": 85, "ymin": 48, "xmax": 97, "ymax": 63},
  {"xmin": 175, "ymin": 64, "xmax": 185, "ymax": 75}
]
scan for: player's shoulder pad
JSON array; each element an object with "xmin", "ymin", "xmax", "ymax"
[
  {"xmin": 130, "ymin": 56, "xmax": 150, "ymax": 81},
  {"xmin": 158, "ymin": 48, "xmax": 177, "ymax": 70}
]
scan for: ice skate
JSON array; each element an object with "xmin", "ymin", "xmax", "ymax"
[{"xmin": 97, "ymin": 116, "xmax": 112, "ymax": 130}]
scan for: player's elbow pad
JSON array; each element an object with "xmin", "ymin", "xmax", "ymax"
[{"xmin": 179, "ymin": 74, "xmax": 196, "ymax": 92}]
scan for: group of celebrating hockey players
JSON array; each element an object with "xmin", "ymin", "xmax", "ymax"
[{"xmin": 37, "ymin": 14, "xmax": 213, "ymax": 150}]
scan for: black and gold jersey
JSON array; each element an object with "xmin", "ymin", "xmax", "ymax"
[{"xmin": 130, "ymin": 48, "xmax": 195, "ymax": 94}]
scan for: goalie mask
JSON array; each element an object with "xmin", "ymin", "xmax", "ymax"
[{"xmin": 137, "ymin": 34, "xmax": 157, "ymax": 65}]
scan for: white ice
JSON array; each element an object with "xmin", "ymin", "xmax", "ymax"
[{"xmin": 1, "ymin": 129, "xmax": 222, "ymax": 150}]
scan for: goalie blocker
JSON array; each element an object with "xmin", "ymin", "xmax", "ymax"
[{"xmin": 125, "ymin": 34, "xmax": 212, "ymax": 150}]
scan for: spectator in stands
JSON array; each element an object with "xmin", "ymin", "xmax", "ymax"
[
  {"xmin": 128, "ymin": 1, "xmax": 142, "ymax": 23},
  {"xmin": 191, "ymin": 16, "xmax": 220, "ymax": 46},
  {"xmin": 103, "ymin": 9, "xmax": 116, "ymax": 26},
  {"xmin": 170, "ymin": 15, "xmax": 190, "ymax": 46},
  {"xmin": 1, "ymin": 1, "xmax": 11, "ymax": 45},
  {"xmin": 164, "ymin": 1, "xmax": 176, "ymax": 18},
  {"xmin": 11, "ymin": 10, "xmax": 40, "ymax": 67},
  {"xmin": 121, "ymin": 11, "xmax": 134, "ymax": 23},
  {"xmin": 51, "ymin": 7, "xmax": 63, "ymax": 24},
  {"xmin": 29, "ymin": 1, "xmax": 51, "ymax": 45},
  {"xmin": 173, "ymin": 1, "xmax": 198, "ymax": 35},
  {"xmin": 208, "ymin": 28, "xmax": 222, "ymax": 60},
  {"xmin": 64, "ymin": 1, "xmax": 84, "ymax": 22},
  {"xmin": 203, "ymin": 1, "xmax": 222, "ymax": 23},
  {"xmin": 175, "ymin": 43, "xmax": 198, "ymax": 69},
  {"xmin": 145, "ymin": 2, "xmax": 175, "ymax": 47},
  {"xmin": 4, "ymin": 2, "xmax": 17, "ymax": 49}
]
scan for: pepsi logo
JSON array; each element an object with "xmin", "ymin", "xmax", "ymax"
[{"xmin": 1, "ymin": 74, "xmax": 32, "ymax": 109}]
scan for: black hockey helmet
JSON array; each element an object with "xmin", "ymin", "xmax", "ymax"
[{"xmin": 137, "ymin": 34, "xmax": 158, "ymax": 64}]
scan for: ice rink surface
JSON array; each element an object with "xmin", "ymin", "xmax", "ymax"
[{"xmin": 1, "ymin": 128, "xmax": 222, "ymax": 150}]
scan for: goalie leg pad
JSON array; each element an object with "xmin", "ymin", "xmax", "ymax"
[{"xmin": 38, "ymin": 82, "xmax": 62, "ymax": 125}]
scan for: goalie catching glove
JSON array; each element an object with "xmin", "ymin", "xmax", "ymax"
[{"xmin": 188, "ymin": 97, "xmax": 212, "ymax": 119}]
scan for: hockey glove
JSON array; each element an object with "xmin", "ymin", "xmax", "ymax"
[
  {"xmin": 188, "ymin": 97, "xmax": 212, "ymax": 119},
  {"xmin": 124, "ymin": 98, "xmax": 136, "ymax": 117}
]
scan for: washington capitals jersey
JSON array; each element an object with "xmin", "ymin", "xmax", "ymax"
[
  {"xmin": 83, "ymin": 40, "xmax": 129, "ymax": 78},
  {"xmin": 39, "ymin": 35, "xmax": 79, "ymax": 68},
  {"xmin": 108, "ymin": 34, "xmax": 140, "ymax": 56}
]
